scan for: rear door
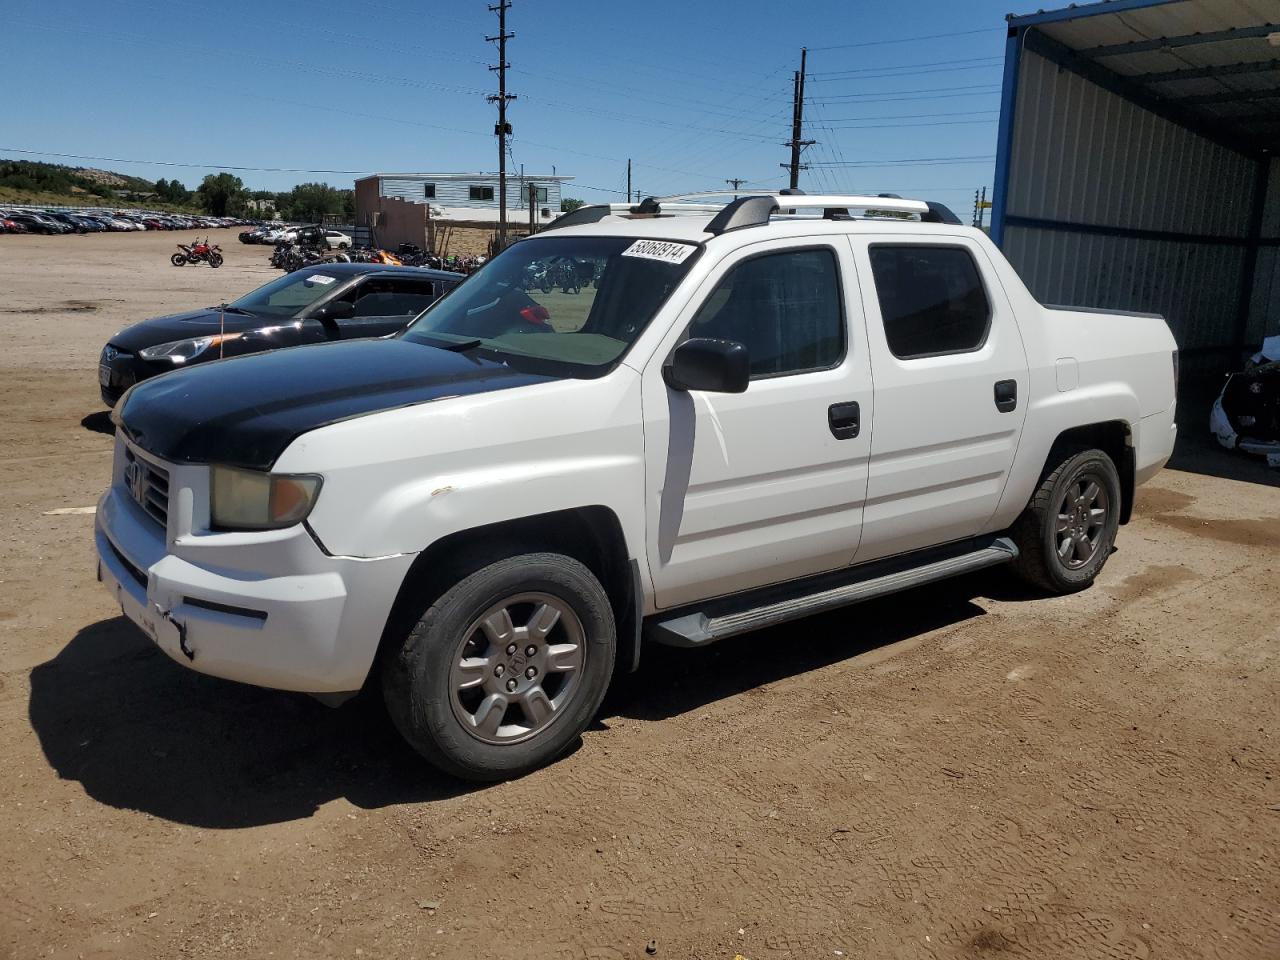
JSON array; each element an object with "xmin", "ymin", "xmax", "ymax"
[
  {"xmin": 850, "ymin": 235, "xmax": 1029, "ymax": 562},
  {"xmin": 336, "ymin": 277, "xmax": 442, "ymax": 339}
]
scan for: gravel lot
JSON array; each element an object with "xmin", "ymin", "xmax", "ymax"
[{"xmin": 0, "ymin": 228, "xmax": 1277, "ymax": 960}]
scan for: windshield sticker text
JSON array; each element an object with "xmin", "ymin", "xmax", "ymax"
[
  {"xmin": 621, "ymin": 240, "xmax": 697, "ymax": 264},
  {"xmin": 307, "ymin": 275, "xmax": 337, "ymax": 285}
]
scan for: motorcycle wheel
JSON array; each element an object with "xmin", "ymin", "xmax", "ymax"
[
  {"xmin": 170, "ymin": 253, "xmax": 186, "ymax": 267},
  {"xmin": 540, "ymin": 281, "xmax": 552, "ymax": 294},
  {"xmin": 209, "ymin": 253, "xmax": 224, "ymax": 268}
]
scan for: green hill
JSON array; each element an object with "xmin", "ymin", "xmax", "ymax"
[{"xmin": 0, "ymin": 158, "xmax": 198, "ymax": 211}]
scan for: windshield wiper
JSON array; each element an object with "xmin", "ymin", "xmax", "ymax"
[
  {"xmin": 217, "ymin": 305, "xmax": 252, "ymax": 315},
  {"xmin": 417, "ymin": 335, "xmax": 484, "ymax": 353}
]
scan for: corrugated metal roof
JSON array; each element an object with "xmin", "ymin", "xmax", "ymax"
[{"xmin": 1020, "ymin": 0, "xmax": 1280, "ymax": 151}]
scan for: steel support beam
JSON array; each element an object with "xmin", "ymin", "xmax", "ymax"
[{"xmin": 1086, "ymin": 23, "xmax": 1280, "ymax": 58}]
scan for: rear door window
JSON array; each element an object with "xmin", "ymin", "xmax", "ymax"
[
  {"xmin": 352, "ymin": 279, "xmax": 439, "ymax": 317},
  {"xmin": 868, "ymin": 246, "xmax": 991, "ymax": 359}
]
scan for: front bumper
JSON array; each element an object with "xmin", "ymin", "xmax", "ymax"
[
  {"xmin": 95, "ymin": 441, "xmax": 415, "ymax": 694},
  {"xmin": 99, "ymin": 348, "xmax": 161, "ymax": 407}
]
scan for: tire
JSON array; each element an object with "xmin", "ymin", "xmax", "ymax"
[
  {"xmin": 382, "ymin": 552, "xmax": 616, "ymax": 781},
  {"xmin": 338, "ymin": 242, "xmax": 348, "ymax": 249},
  {"xmin": 209, "ymin": 253, "xmax": 223, "ymax": 268},
  {"xmin": 170, "ymin": 253, "xmax": 186, "ymax": 266},
  {"xmin": 1010, "ymin": 446, "xmax": 1121, "ymax": 594}
]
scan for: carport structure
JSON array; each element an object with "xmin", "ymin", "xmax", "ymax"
[{"xmin": 993, "ymin": 0, "xmax": 1280, "ymax": 373}]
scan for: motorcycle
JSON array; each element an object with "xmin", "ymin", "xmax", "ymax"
[{"xmin": 171, "ymin": 237, "xmax": 223, "ymax": 268}]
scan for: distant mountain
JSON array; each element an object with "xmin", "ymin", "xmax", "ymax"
[{"xmin": 0, "ymin": 158, "xmax": 176, "ymax": 206}]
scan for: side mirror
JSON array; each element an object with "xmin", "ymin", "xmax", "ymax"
[
  {"xmin": 664, "ymin": 338, "xmax": 750, "ymax": 393},
  {"xmin": 312, "ymin": 300, "xmax": 355, "ymax": 322}
]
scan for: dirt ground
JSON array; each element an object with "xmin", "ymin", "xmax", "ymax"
[{"xmin": 0, "ymin": 228, "xmax": 1277, "ymax": 960}]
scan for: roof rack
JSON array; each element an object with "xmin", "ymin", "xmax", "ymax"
[{"xmin": 541, "ymin": 190, "xmax": 962, "ymax": 235}]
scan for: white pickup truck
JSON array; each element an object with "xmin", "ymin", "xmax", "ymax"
[{"xmin": 96, "ymin": 193, "xmax": 1178, "ymax": 780}]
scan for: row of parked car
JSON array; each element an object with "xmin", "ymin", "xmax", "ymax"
[
  {"xmin": 0, "ymin": 210, "xmax": 254, "ymax": 235},
  {"xmin": 239, "ymin": 224, "xmax": 352, "ymax": 248}
]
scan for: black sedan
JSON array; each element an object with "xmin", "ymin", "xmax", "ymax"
[{"xmin": 99, "ymin": 263, "xmax": 462, "ymax": 406}]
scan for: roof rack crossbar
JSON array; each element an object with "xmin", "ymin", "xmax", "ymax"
[
  {"xmin": 538, "ymin": 204, "xmax": 616, "ymax": 232},
  {"xmin": 705, "ymin": 196, "xmax": 780, "ymax": 235}
]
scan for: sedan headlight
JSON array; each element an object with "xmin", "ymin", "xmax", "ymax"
[
  {"xmin": 139, "ymin": 332, "xmax": 242, "ymax": 364},
  {"xmin": 211, "ymin": 466, "xmax": 323, "ymax": 530}
]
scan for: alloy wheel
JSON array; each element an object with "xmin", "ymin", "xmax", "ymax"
[{"xmin": 448, "ymin": 592, "xmax": 585, "ymax": 745}]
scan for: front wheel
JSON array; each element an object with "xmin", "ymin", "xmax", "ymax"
[
  {"xmin": 170, "ymin": 253, "xmax": 186, "ymax": 266},
  {"xmin": 338, "ymin": 242, "xmax": 348, "ymax": 249},
  {"xmin": 208, "ymin": 253, "xmax": 223, "ymax": 268},
  {"xmin": 382, "ymin": 552, "xmax": 616, "ymax": 781},
  {"xmin": 1010, "ymin": 446, "xmax": 1121, "ymax": 594}
]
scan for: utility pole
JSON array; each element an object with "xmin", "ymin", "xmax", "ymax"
[
  {"xmin": 725, "ymin": 177, "xmax": 747, "ymax": 196},
  {"xmin": 528, "ymin": 181, "xmax": 537, "ymax": 235},
  {"xmin": 486, "ymin": 1, "xmax": 516, "ymax": 249},
  {"xmin": 782, "ymin": 48, "xmax": 814, "ymax": 190},
  {"xmin": 627, "ymin": 159, "xmax": 632, "ymax": 204}
]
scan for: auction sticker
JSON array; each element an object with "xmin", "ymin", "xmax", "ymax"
[
  {"xmin": 306, "ymin": 274, "xmax": 337, "ymax": 285},
  {"xmin": 621, "ymin": 239, "xmax": 697, "ymax": 265}
]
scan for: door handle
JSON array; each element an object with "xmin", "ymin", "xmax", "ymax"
[
  {"xmin": 994, "ymin": 379, "xmax": 1018, "ymax": 413},
  {"xmin": 828, "ymin": 401, "xmax": 860, "ymax": 439}
]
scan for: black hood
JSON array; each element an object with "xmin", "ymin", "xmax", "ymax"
[
  {"xmin": 117, "ymin": 338, "xmax": 557, "ymax": 470},
  {"xmin": 109, "ymin": 307, "xmax": 270, "ymax": 352}
]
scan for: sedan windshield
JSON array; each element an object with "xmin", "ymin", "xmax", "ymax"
[
  {"xmin": 401, "ymin": 235, "xmax": 700, "ymax": 375},
  {"xmin": 228, "ymin": 270, "xmax": 345, "ymax": 319}
]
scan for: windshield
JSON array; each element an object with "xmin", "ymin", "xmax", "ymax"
[
  {"xmin": 229, "ymin": 270, "xmax": 345, "ymax": 319},
  {"xmin": 401, "ymin": 235, "xmax": 700, "ymax": 375}
]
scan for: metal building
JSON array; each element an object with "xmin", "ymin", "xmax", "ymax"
[{"xmin": 993, "ymin": 0, "xmax": 1280, "ymax": 373}]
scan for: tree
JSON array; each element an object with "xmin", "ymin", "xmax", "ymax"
[
  {"xmin": 561, "ymin": 197, "xmax": 584, "ymax": 213},
  {"xmin": 154, "ymin": 177, "xmax": 190, "ymax": 205},
  {"xmin": 286, "ymin": 182, "xmax": 344, "ymax": 223},
  {"xmin": 196, "ymin": 172, "xmax": 247, "ymax": 216}
]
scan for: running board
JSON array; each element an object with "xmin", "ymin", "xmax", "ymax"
[{"xmin": 648, "ymin": 537, "xmax": 1018, "ymax": 647}]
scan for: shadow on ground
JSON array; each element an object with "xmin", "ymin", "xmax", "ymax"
[
  {"xmin": 80, "ymin": 411, "xmax": 114, "ymax": 436},
  {"xmin": 606, "ymin": 568, "xmax": 1009, "ymax": 722},
  {"xmin": 28, "ymin": 617, "xmax": 471, "ymax": 828},
  {"xmin": 30, "ymin": 570, "xmax": 1017, "ymax": 828}
]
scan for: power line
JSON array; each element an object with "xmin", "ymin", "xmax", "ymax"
[
  {"xmin": 824, "ymin": 118, "xmax": 999, "ymax": 130},
  {"xmin": 809, "ymin": 58, "xmax": 1004, "ymax": 81},
  {"xmin": 820, "ymin": 109, "xmax": 1000, "ymax": 122},
  {"xmin": 810, "ymin": 83, "xmax": 1002, "ymax": 102},
  {"xmin": 808, "ymin": 28, "xmax": 995, "ymax": 51},
  {"xmin": 807, "ymin": 155, "xmax": 996, "ymax": 167},
  {"xmin": 810, "ymin": 55, "xmax": 1004, "ymax": 77}
]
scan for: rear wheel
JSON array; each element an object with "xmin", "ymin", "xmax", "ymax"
[
  {"xmin": 170, "ymin": 253, "xmax": 186, "ymax": 267},
  {"xmin": 1011, "ymin": 446, "xmax": 1121, "ymax": 594},
  {"xmin": 382, "ymin": 552, "xmax": 616, "ymax": 781}
]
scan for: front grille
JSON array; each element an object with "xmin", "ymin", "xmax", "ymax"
[{"xmin": 123, "ymin": 445, "xmax": 170, "ymax": 528}]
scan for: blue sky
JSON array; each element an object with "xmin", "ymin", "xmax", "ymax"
[{"xmin": 3, "ymin": 0, "xmax": 1029, "ymax": 212}]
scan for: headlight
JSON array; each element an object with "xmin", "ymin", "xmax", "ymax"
[
  {"xmin": 211, "ymin": 466, "xmax": 322, "ymax": 530},
  {"xmin": 139, "ymin": 332, "xmax": 242, "ymax": 364}
]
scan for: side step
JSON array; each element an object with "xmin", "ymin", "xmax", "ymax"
[{"xmin": 648, "ymin": 536, "xmax": 1018, "ymax": 648}]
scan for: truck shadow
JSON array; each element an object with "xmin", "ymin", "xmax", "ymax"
[
  {"xmin": 28, "ymin": 617, "xmax": 470, "ymax": 828},
  {"xmin": 29, "ymin": 570, "xmax": 1021, "ymax": 828},
  {"xmin": 605, "ymin": 569, "xmax": 1012, "ymax": 722}
]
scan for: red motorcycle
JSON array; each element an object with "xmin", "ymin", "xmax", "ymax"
[{"xmin": 171, "ymin": 237, "xmax": 223, "ymax": 268}]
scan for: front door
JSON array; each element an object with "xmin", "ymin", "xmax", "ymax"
[
  {"xmin": 849, "ymin": 236, "xmax": 1029, "ymax": 562},
  {"xmin": 642, "ymin": 238, "xmax": 873, "ymax": 609}
]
